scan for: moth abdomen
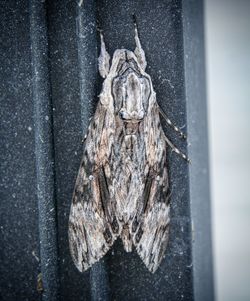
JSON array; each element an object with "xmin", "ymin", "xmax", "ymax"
[{"xmin": 121, "ymin": 224, "xmax": 133, "ymax": 252}]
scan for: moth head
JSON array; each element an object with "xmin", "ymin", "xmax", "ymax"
[{"xmin": 98, "ymin": 19, "xmax": 147, "ymax": 78}]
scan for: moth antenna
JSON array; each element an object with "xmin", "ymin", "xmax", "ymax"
[
  {"xmin": 98, "ymin": 31, "xmax": 110, "ymax": 78},
  {"xmin": 164, "ymin": 135, "xmax": 190, "ymax": 163},
  {"xmin": 96, "ymin": 17, "xmax": 102, "ymax": 33},
  {"xmin": 133, "ymin": 14, "xmax": 147, "ymax": 71},
  {"xmin": 159, "ymin": 106, "xmax": 187, "ymax": 140}
]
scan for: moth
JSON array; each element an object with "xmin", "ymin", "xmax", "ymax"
[{"xmin": 69, "ymin": 21, "xmax": 188, "ymax": 273}]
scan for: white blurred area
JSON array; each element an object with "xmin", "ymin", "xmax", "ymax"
[{"xmin": 205, "ymin": 0, "xmax": 250, "ymax": 300}]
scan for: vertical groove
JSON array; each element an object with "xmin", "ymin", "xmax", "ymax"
[
  {"xmin": 76, "ymin": 0, "xmax": 110, "ymax": 300},
  {"xmin": 29, "ymin": 1, "xmax": 59, "ymax": 300}
]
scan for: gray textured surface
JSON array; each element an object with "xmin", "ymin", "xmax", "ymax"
[
  {"xmin": 0, "ymin": 0, "xmax": 213, "ymax": 300},
  {"xmin": 0, "ymin": 1, "xmax": 40, "ymax": 300},
  {"xmin": 30, "ymin": 1, "xmax": 59, "ymax": 300},
  {"xmin": 47, "ymin": 1, "xmax": 91, "ymax": 299}
]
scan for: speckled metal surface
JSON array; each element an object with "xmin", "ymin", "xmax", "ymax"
[
  {"xmin": 30, "ymin": 1, "xmax": 59, "ymax": 300},
  {"xmin": 0, "ymin": 1, "xmax": 41, "ymax": 300},
  {"xmin": 0, "ymin": 0, "xmax": 213, "ymax": 300}
]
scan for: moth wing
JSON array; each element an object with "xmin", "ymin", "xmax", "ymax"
[
  {"xmin": 68, "ymin": 101, "xmax": 116, "ymax": 272},
  {"xmin": 133, "ymin": 105, "xmax": 171, "ymax": 273},
  {"xmin": 135, "ymin": 157, "xmax": 170, "ymax": 273}
]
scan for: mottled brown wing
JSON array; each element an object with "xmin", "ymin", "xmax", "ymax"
[
  {"xmin": 133, "ymin": 103, "xmax": 171, "ymax": 273},
  {"xmin": 68, "ymin": 101, "xmax": 117, "ymax": 272}
]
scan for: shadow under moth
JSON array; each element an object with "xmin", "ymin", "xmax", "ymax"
[{"xmin": 69, "ymin": 21, "xmax": 189, "ymax": 273}]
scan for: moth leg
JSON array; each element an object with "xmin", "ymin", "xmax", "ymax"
[
  {"xmin": 133, "ymin": 14, "xmax": 147, "ymax": 71},
  {"xmin": 81, "ymin": 134, "xmax": 87, "ymax": 144},
  {"xmin": 159, "ymin": 106, "xmax": 187, "ymax": 140},
  {"xmin": 164, "ymin": 135, "xmax": 190, "ymax": 163},
  {"xmin": 98, "ymin": 32, "xmax": 110, "ymax": 78},
  {"xmin": 81, "ymin": 117, "xmax": 93, "ymax": 144}
]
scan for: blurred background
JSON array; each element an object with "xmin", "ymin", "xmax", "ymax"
[{"xmin": 205, "ymin": 0, "xmax": 250, "ymax": 300}]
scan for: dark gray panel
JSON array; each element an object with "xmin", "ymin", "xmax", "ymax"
[
  {"xmin": 0, "ymin": 1, "xmax": 40, "ymax": 300},
  {"xmin": 47, "ymin": 1, "xmax": 92, "ymax": 300},
  {"xmin": 30, "ymin": 0, "xmax": 59, "ymax": 300}
]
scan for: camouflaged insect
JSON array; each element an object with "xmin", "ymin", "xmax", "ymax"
[{"xmin": 69, "ymin": 22, "xmax": 188, "ymax": 273}]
